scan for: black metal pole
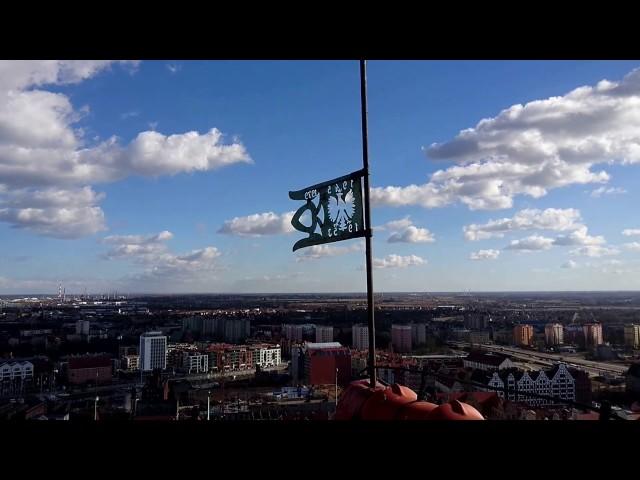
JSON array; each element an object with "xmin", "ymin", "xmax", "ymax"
[{"xmin": 360, "ymin": 59, "xmax": 377, "ymax": 388}]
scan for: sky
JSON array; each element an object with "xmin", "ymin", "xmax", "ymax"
[{"xmin": 2, "ymin": 60, "xmax": 640, "ymax": 294}]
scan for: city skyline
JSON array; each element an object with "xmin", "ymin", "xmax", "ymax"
[{"xmin": 3, "ymin": 60, "xmax": 640, "ymax": 293}]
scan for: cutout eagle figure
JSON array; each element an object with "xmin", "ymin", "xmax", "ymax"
[{"xmin": 329, "ymin": 190, "xmax": 355, "ymax": 231}]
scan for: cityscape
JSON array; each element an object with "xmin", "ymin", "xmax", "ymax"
[
  {"xmin": 3, "ymin": 59, "xmax": 640, "ymax": 421},
  {"xmin": 1, "ymin": 290, "xmax": 639, "ymax": 420}
]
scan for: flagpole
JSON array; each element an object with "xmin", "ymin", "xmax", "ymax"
[{"xmin": 359, "ymin": 59, "xmax": 377, "ymax": 388}]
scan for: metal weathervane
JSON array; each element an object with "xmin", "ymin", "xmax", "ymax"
[{"xmin": 289, "ymin": 60, "xmax": 378, "ymax": 388}]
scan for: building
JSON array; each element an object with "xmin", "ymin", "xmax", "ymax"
[
  {"xmin": 315, "ymin": 326, "xmax": 334, "ymax": 343},
  {"xmin": 411, "ymin": 323, "xmax": 427, "ymax": 346},
  {"xmin": 0, "ymin": 360, "xmax": 34, "ymax": 397},
  {"xmin": 391, "ymin": 325, "xmax": 412, "ymax": 353},
  {"xmin": 182, "ymin": 316, "xmax": 203, "ymax": 334},
  {"xmin": 140, "ymin": 331, "xmax": 167, "ymax": 372},
  {"xmin": 223, "ymin": 318, "xmax": 251, "ymax": 343},
  {"xmin": 183, "ymin": 352, "xmax": 208, "ymax": 374},
  {"xmin": 468, "ymin": 331, "xmax": 490, "ymax": 345},
  {"xmin": 207, "ymin": 344, "xmax": 254, "ymax": 372},
  {"xmin": 464, "ymin": 315, "xmax": 489, "ymax": 331},
  {"xmin": 352, "ymin": 324, "xmax": 369, "ymax": 351},
  {"xmin": 492, "ymin": 329, "xmax": 513, "ymax": 345},
  {"xmin": 119, "ymin": 345, "xmax": 138, "ymax": 357},
  {"xmin": 624, "ymin": 324, "xmax": 640, "ymax": 349},
  {"xmin": 75, "ymin": 319, "xmax": 90, "ymax": 335},
  {"xmin": 166, "ymin": 343, "xmax": 198, "ymax": 369},
  {"xmin": 122, "ymin": 355, "xmax": 140, "ymax": 371},
  {"xmin": 544, "ymin": 323, "xmax": 564, "ymax": 346},
  {"xmin": 252, "ymin": 344, "xmax": 281, "ymax": 369},
  {"xmin": 291, "ymin": 345, "xmax": 303, "ymax": 381},
  {"xmin": 484, "ymin": 363, "xmax": 576, "ymax": 407},
  {"xmin": 583, "ymin": 323, "xmax": 603, "ymax": 348},
  {"xmin": 463, "ymin": 351, "xmax": 515, "ymax": 371},
  {"xmin": 202, "ymin": 316, "xmax": 223, "ymax": 337},
  {"xmin": 513, "ymin": 324, "xmax": 534, "ymax": 347},
  {"xmin": 302, "ymin": 342, "xmax": 351, "ymax": 386},
  {"xmin": 67, "ymin": 354, "xmax": 112, "ymax": 385},
  {"xmin": 568, "ymin": 368, "xmax": 592, "ymax": 405},
  {"xmin": 283, "ymin": 324, "xmax": 305, "ymax": 343}
]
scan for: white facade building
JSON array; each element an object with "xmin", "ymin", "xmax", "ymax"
[
  {"xmin": 139, "ymin": 331, "xmax": 167, "ymax": 371},
  {"xmin": 486, "ymin": 363, "xmax": 575, "ymax": 407},
  {"xmin": 122, "ymin": 355, "xmax": 140, "ymax": 371},
  {"xmin": 183, "ymin": 352, "xmax": 209, "ymax": 374},
  {"xmin": 253, "ymin": 345, "xmax": 282, "ymax": 368},
  {"xmin": 0, "ymin": 361, "xmax": 34, "ymax": 381}
]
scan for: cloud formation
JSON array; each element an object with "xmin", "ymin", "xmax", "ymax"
[
  {"xmin": 569, "ymin": 245, "xmax": 620, "ymax": 257},
  {"xmin": 469, "ymin": 249, "xmax": 500, "ymax": 260},
  {"xmin": 218, "ymin": 211, "xmax": 294, "ymax": 237},
  {"xmin": 0, "ymin": 60, "xmax": 251, "ymax": 238},
  {"xmin": 373, "ymin": 68, "xmax": 640, "ymax": 211},
  {"xmin": 102, "ymin": 230, "xmax": 221, "ymax": 280},
  {"xmin": 561, "ymin": 260, "xmax": 578, "ymax": 269},
  {"xmin": 504, "ymin": 235, "xmax": 554, "ymax": 252},
  {"xmin": 376, "ymin": 216, "xmax": 435, "ymax": 244},
  {"xmin": 295, "ymin": 241, "xmax": 364, "ymax": 261},
  {"xmin": 388, "ymin": 225, "xmax": 435, "ymax": 244},
  {"xmin": 373, "ymin": 254, "xmax": 426, "ymax": 269},
  {"xmin": 590, "ymin": 186, "xmax": 627, "ymax": 198},
  {"xmin": 463, "ymin": 208, "xmax": 582, "ymax": 241},
  {"xmin": 623, "ymin": 242, "xmax": 640, "ymax": 252},
  {"xmin": 622, "ymin": 229, "xmax": 640, "ymax": 237}
]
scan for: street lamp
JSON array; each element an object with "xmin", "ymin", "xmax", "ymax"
[
  {"xmin": 94, "ymin": 395, "xmax": 99, "ymax": 421},
  {"xmin": 207, "ymin": 390, "xmax": 211, "ymax": 421}
]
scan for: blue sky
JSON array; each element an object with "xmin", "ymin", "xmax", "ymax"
[{"xmin": 2, "ymin": 60, "xmax": 640, "ymax": 294}]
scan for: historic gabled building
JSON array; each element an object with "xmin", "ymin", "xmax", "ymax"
[{"xmin": 484, "ymin": 363, "xmax": 576, "ymax": 407}]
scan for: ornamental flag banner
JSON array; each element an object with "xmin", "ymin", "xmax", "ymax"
[{"xmin": 289, "ymin": 169, "xmax": 367, "ymax": 252}]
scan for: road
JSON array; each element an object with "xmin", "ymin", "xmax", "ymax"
[{"xmin": 449, "ymin": 341, "xmax": 630, "ymax": 377}]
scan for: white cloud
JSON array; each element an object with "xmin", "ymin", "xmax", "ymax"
[
  {"xmin": 375, "ymin": 216, "xmax": 413, "ymax": 231},
  {"xmin": 561, "ymin": 260, "xmax": 578, "ymax": 269},
  {"xmin": 552, "ymin": 226, "xmax": 605, "ymax": 246},
  {"xmin": 623, "ymin": 242, "xmax": 640, "ymax": 252},
  {"xmin": 504, "ymin": 235, "xmax": 554, "ymax": 252},
  {"xmin": 0, "ymin": 186, "xmax": 106, "ymax": 238},
  {"xmin": 375, "ymin": 216, "xmax": 435, "ymax": 244},
  {"xmin": 218, "ymin": 211, "xmax": 294, "ymax": 237},
  {"xmin": 570, "ymin": 245, "xmax": 620, "ymax": 257},
  {"xmin": 102, "ymin": 230, "xmax": 173, "ymax": 258},
  {"xmin": 622, "ymin": 229, "xmax": 640, "ymax": 237},
  {"xmin": 373, "ymin": 254, "xmax": 426, "ymax": 269},
  {"xmin": 295, "ymin": 242, "xmax": 364, "ymax": 261},
  {"xmin": 373, "ymin": 68, "xmax": 640, "ymax": 211},
  {"xmin": 469, "ymin": 249, "xmax": 500, "ymax": 260},
  {"xmin": 0, "ymin": 60, "xmax": 251, "ymax": 238},
  {"xmin": 102, "ymin": 230, "xmax": 221, "ymax": 280},
  {"xmin": 590, "ymin": 186, "xmax": 627, "ymax": 198},
  {"xmin": 388, "ymin": 225, "xmax": 435, "ymax": 244},
  {"xmin": 463, "ymin": 208, "xmax": 582, "ymax": 241}
]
